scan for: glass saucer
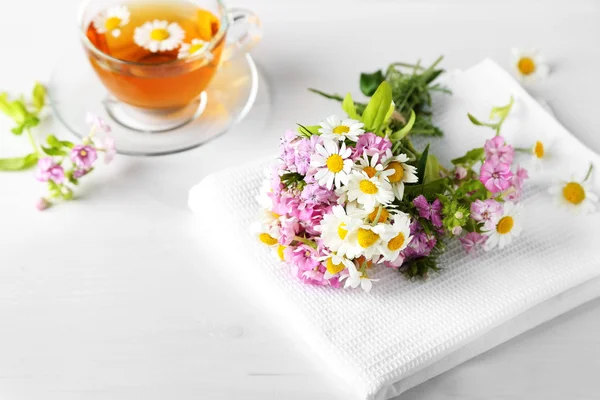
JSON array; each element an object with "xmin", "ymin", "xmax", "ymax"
[{"xmin": 48, "ymin": 49, "xmax": 259, "ymax": 156}]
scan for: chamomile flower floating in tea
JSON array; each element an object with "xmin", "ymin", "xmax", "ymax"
[
  {"xmin": 511, "ymin": 48, "xmax": 549, "ymax": 83},
  {"xmin": 134, "ymin": 20, "xmax": 185, "ymax": 52},
  {"xmin": 178, "ymin": 38, "xmax": 213, "ymax": 60},
  {"xmin": 92, "ymin": 5, "xmax": 130, "ymax": 38},
  {"xmin": 483, "ymin": 202, "xmax": 523, "ymax": 250},
  {"xmin": 549, "ymin": 165, "xmax": 598, "ymax": 215}
]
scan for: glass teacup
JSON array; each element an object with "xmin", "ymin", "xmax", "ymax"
[{"xmin": 78, "ymin": 0, "xmax": 261, "ymax": 132}]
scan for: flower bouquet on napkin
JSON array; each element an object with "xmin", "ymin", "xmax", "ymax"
[{"xmin": 253, "ymin": 59, "xmax": 530, "ymax": 291}]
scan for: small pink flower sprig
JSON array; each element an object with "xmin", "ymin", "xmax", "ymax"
[{"xmin": 35, "ymin": 114, "xmax": 115, "ymax": 210}]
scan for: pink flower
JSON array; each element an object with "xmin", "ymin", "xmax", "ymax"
[
  {"xmin": 484, "ymin": 136, "xmax": 514, "ymax": 165},
  {"xmin": 35, "ymin": 157, "xmax": 65, "ymax": 184},
  {"xmin": 402, "ymin": 221, "xmax": 437, "ymax": 259},
  {"xmin": 505, "ymin": 165, "xmax": 529, "ymax": 202},
  {"xmin": 470, "ymin": 199, "xmax": 503, "ymax": 230},
  {"xmin": 353, "ymin": 132, "xmax": 392, "ymax": 159},
  {"xmin": 285, "ymin": 244, "xmax": 321, "ymax": 272},
  {"xmin": 101, "ymin": 137, "xmax": 116, "ymax": 165},
  {"xmin": 294, "ymin": 136, "xmax": 320, "ymax": 175},
  {"xmin": 413, "ymin": 195, "xmax": 443, "ymax": 227},
  {"xmin": 72, "ymin": 169, "xmax": 89, "ymax": 179},
  {"xmin": 480, "ymin": 161, "xmax": 513, "ymax": 193},
  {"xmin": 86, "ymin": 113, "xmax": 111, "ymax": 133},
  {"xmin": 459, "ymin": 232, "xmax": 487, "ymax": 254},
  {"xmin": 279, "ymin": 217, "xmax": 300, "ymax": 245},
  {"xmin": 35, "ymin": 198, "xmax": 50, "ymax": 211},
  {"xmin": 455, "ymin": 166, "xmax": 467, "ymax": 180},
  {"xmin": 70, "ymin": 145, "xmax": 97, "ymax": 169}
]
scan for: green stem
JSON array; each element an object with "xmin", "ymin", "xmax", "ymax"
[
  {"xmin": 514, "ymin": 147, "xmax": 532, "ymax": 153},
  {"xmin": 583, "ymin": 163, "xmax": 594, "ymax": 182},
  {"xmin": 307, "ymin": 88, "xmax": 344, "ymax": 102},
  {"xmin": 293, "ymin": 236, "xmax": 317, "ymax": 249},
  {"xmin": 26, "ymin": 128, "xmax": 40, "ymax": 156}
]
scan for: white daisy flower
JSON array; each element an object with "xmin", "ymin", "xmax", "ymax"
[
  {"xmin": 178, "ymin": 38, "xmax": 213, "ymax": 61},
  {"xmin": 320, "ymin": 252, "xmax": 359, "ymax": 280},
  {"xmin": 548, "ymin": 177, "xmax": 597, "ymax": 215},
  {"xmin": 250, "ymin": 221, "xmax": 280, "ymax": 247},
  {"xmin": 93, "ymin": 5, "xmax": 130, "ymax": 38},
  {"xmin": 318, "ymin": 115, "xmax": 365, "ymax": 142},
  {"xmin": 344, "ymin": 223, "xmax": 389, "ymax": 260},
  {"xmin": 310, "ymin": 140, "xmax": 353, "ymax": 190},
  {"xmin": 134, "ymin": 20, "xmax": 185, "ymax": 53},
  {"xmin": 379, "ymin": 212, "xmax": 413, "ymax": 262},
  {"xmin": 483, "ymin": 202, "xmax": 523, "ymax": 251},
  {"xmin": 381, "ymin": 151, "xmax": 418, "ymax": 201},
  {"xmin": 354, "ymin": 152, "xmax": 393, "ymax": 179},
  {"xmin": 342, "ymin": 171, "xmax": 395, "ymax": 212},
  {"xmin": 316, "ymin": 205, "xmax": 360, "ymax": 256},
  {"xmin": 341, "ymin": 271, "xmax": 379, "ymax": 293},
  {"xmin": 511, "ymin": 48, "xmax": 550, "ymax": 83}
]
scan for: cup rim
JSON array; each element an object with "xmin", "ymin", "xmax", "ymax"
[{"xmin": 77, "ymin": 0, "xmax": 229, "ymax": 67}]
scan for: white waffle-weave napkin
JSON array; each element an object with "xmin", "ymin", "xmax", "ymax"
[{"xmin": 189, "ymin": 59, "xmax": 600, "ymax": 399}]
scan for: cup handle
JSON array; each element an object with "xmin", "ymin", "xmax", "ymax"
[{"xmin": 221, "ymin": 8, "xmax": 262, "ymax": 61}]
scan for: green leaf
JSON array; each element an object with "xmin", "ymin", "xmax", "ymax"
[
  {"xmin": 404, "ymin": 178, "xmax": 447, "ymax": 198},
  {"xmin": 11, "ymin": 125, "xmax": 24, "ymax": 135},
  {"xmin": 455, "ymin": 179, "xmax": 487, "ymax": 200},
  {"xmin": 0, "ymin": 93, "xmax": 13, "ymax": 118},
  {"xmin": 342, "ymin": 93, "xmax": 359, "ymax": 119},
  {"xmin": 32, "ymin": 82, "xmax": 46, "ymax": 112},
  {"xmin": 0, "ymin": 153, "xmax": 38, "ymax": 171},
  {"xmin": 467, "ymin": 113, "xmax": 485, "ymax": 126},
  {"xmin": 451, "ymin": 147, "xmax": 485, "ymax": 166},
  {"xmin": 46, "ymin": 135, "xmax": 62, "ymax": 148},
  {"xmin": 307, "ymin": 88, "xmax": 344, "ymax": 102},
  {"xmin": 423, "ymin": 154, "xmax": 441, "ymax": 184},
  {"xmin": 10, "ymin": 101, "xmax": 28, "ymax": 125},
  {"xmin": 415, "ymin": 144, "xmax": 430, "ymax": 184},
  {"xmin": 61, "ymin": 140, "xmax": 75, "ymax": 149},
  {"xmin": 390, "ymin": 109, "xmax": 416, "ymax": 140},
  {"xmin": 41, "ymin": 146, "xmax": 67, "ymax": 156},
  {"xmin": 23, "ymin": 114, "xmax": 40, "ymax": 129},
  {"xmin": 361, "ymin": 81, "xmax": 393, "ymax": 134},
  {"xmin": 360, "ymin": 70, "xmax": 385, "ymax": 96},
  {"xmin": 297, "ymin": 124, "xmax": 320, "ymax": 137}
]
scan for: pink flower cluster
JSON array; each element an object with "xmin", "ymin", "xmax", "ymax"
[{"xmin": 479, "ymin": 136, "xmax": 526, "ymax": 199}]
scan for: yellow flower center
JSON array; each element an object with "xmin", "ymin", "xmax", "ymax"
[
  {"xmin": 387, "ymin": 232, "xmax": 406, "ymax": 251},
  {"xmin": 357, "ymin": 228, "xmax": 380, "ymax": 248},
  {"xmin": 277, "ymin": 245, "xmax": 286, "ymax": 261},
  {"xmin": 363, "ymin": 166, "xmax": 377, "ymax": 178},
  {"xmin": 333, "ymin": 125, "xmax": 350, "ymax": 135},
  {"xmin": 368, "ymin": 207, "xmax": 389, "ymax": 223},
  {"xmin": 271, "ymin": 212, "xmax": 280, "ymax": 219},
  {"xmin": 326, "ymin": 154, "xmax": 344, "ymax": 173},
  {"xmin": 259, "ymin": 233, "xmax": 278, "ymax": 246},
  {"xmin": 496, "ymin": 216, "xmax": 514, "ymax": 235},
  {"xmin": 326, "ymin": 258, "xmax": 345, "ymax": 274},
  {"xmin": 150, "ymin": 28, "xmax": 170, "ymax": 41},
  {"xmin": 359, "ymin": 179, "xmax": 378, "ymax": 194},
  {"xmin": 337, "ymin": 223, "xmax": 348, "ymax": 240},
  {"xmin": 517, "ymin": 57, "xmax": 536, "ymax": 75},
  {"xmin": 562, "ymin": 182, "xmax": 586, "ymax": 205},
  {"xmin": 188, "ymin": 42, "xmax": 205, "ymax": 54},
  {"xmin": 386, "ymin": 162, "xmax": 405, "ymax": 183},
  {"xmin": 80, "ymin": 150, "xmax": 88, "ymax": 157},
  {"xmin": 534, "ymin": 141, "xmax": 545, "ymax": 159},
  {"xmin": 104, "ymin": 16, "xmax": 122, "ymax": 31}
]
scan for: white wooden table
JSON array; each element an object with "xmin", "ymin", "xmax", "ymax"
[{"xmin": 1, "ymin": 0, "xmax": 599, "ymax": 399}]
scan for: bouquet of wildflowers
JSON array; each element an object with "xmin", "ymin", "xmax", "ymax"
[{"xmin": 253, "ymin": 59, "xmax": 541, "ymax": 292}]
